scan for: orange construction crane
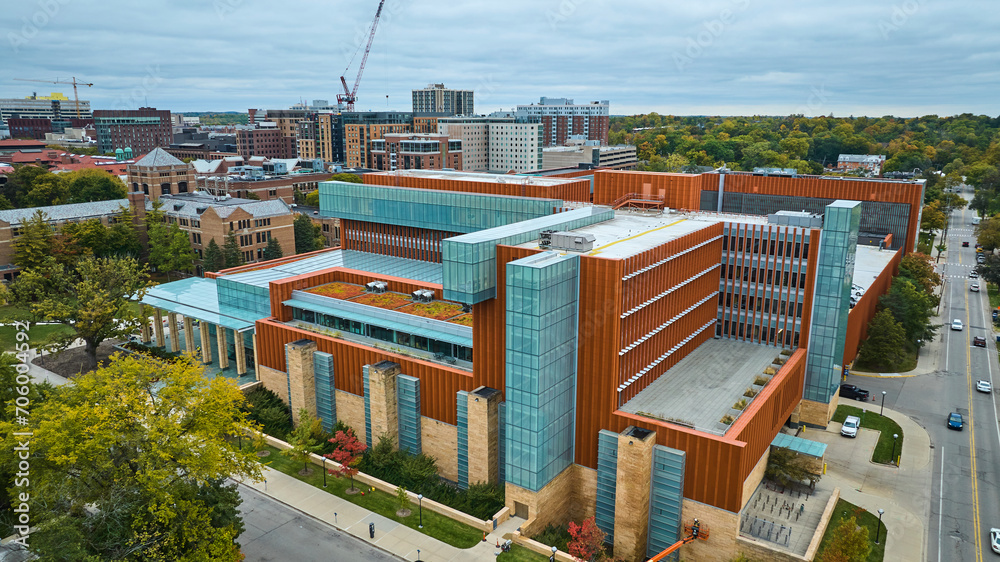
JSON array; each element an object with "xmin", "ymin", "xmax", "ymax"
[
  {"xmin": 13, "ymin": 76, "xmax": 93, "ymax": 119},
  {"xmin": 647, "ymin": 519, "xmax": 709, "ymax": 561},
  {"xmin": 337, "ymin": 0, "xmax": 385, "ymax": 112}
]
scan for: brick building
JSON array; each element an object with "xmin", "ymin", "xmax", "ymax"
[
  {"xmin": 236, "ymin": 127, "xmax": 296, "ymax": 160},
  {"xmin": 369, "ymin": 133, "xmax": 462, "ymax": 171},
  {"xmin": 93, "ymin": 107, "xmax": 172, "ymax": 154},
  {"xmin": 125, "ymin": 148, "xmax": 196, "ymax": 200},
  {"xmin": 516, "ymin": 97, "xmax": 610, "ymax": 147}
]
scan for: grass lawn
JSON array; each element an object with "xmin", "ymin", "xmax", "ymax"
[
  {"xmin": 253, "ymin": 444, "xmax": 482, "ymax": 548},
  {"xmin": 497, "ymin": 545, "xmax": 550, "ymax": 562},
  {"xmin": 0, "ymin": 304, "xmax": 32, "ymax": 323},
  {"xmin": 832, "ymin": 405, "xmax": 904, "ymax": 465},
  {"xmin": 988, "ymin": 282, "xmax": 1000, "ymax": 310},
  {"xmin": 815, "ymin": 498, "xmax": 885, "ymax": 561},
  {"xmin": 917, "ymin": 232, "xmax": 935, "ymax": 255},
  {"xmin": 0, "ymin": 324, "xmax": 75, "ymax": 351}
]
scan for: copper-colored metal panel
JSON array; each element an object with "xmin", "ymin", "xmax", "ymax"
[{"xmin": 842, "ymin": 248, "xmax": 902, "ymax": 365}]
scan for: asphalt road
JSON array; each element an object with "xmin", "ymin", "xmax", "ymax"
[
  {"xmin": 237, "ymin": 484, "xmax": 403, "ymax": 562},
  {"xmin": 845, "ymin": 200, "xmax": 1000, "ymax": 561}
]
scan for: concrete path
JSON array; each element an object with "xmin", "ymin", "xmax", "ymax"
[
  {"xmin": 240, "ymin": 466, "xmax": 525, "ymax": 562},
  {"xmin": 805, "ymin": 400, "xmax": 932, "ymax": 562}
]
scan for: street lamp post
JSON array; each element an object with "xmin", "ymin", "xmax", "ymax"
[
  {"xmin": 417, "ymin": 494, "xmax": 423, "ymax": 529},
  {"xmin": 891, "ymin": 433, "xmax": 899, "ymax": 466},
  {"xmin": 550, "ymin": 545, "xmax": 557, "ymax": 562},
  {"xmin": 881, "ymin": 391, "xmax": 887, "ymax": 417},
  {"xmin": 875, "ymin": 508, "xmax": 885, "ymax": 544},
  {"xmin": 323, "ymin": 457, "xmax": 327, "ymax": 487},
  {"xmin": 416, "ymin": 549, "xmax": 421, "ymax": 561}
]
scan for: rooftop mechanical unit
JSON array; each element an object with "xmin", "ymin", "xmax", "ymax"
[
  {"xmin": 366, "ymin": 280, "xmax": 388, "ymax": 293},
  {"xmin": 411, "ymin": 289, "xmax": 435, "ymax": 303},
  {"xmin": 547, "ymin": 231, "xmax": 596, "ymax": 252}
]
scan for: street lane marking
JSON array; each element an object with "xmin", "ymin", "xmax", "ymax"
[
  {"xmin": 938, "ymin": 444, "xmax": 945, "ymax": 562},
  {"xmin": 965, "ymin": 291, "xmax": 983, "ymax": 562}
]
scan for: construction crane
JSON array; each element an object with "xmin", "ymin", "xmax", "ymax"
[
  {"xmin": 337, "ymin": 0, "xmax": 386, "ymax": 112},
  {"xmin": 13, "ymin": 76, "xmax": 93, "ymax": 119},
  {"xmin": 647, "ymin": 519, "xmax": 709, "ymax": 561}
]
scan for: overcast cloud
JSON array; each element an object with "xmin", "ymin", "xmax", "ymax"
[{"xmin": 3, "ymin": 0, "xmax": 998, "ymax": 117}]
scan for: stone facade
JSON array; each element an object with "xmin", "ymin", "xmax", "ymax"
[
  {"xmin": 799, "ymin": 389, "xmax": 841, "ymax": 428},
  {"xmin": 285, "ymin": 339, "xmax": 317, "ymax": 423},
  {"xmin": 258, "ymin": 365, "xmax": 289, "ymax": 402},
  {"xmin": 467, "ymin": 387, "xmax": 501, "ymax": 485},
  {"xmin": 678, "ymin": 499, "xmax": 740, "ymax": 562},
  {"xmin": 741, "ymin": 447, "xmax": 771, "ymax": 509},
  {"xmin": 422, "ymin": 417, "xmax": 458, "ymax": 482},
  {"xmin": 613, "ymin": 429, "xmax": 657, "ymax": 562},
  {"xmin": 336, "ymin": 389, "xmax": 367, "ymax": 445},
  {"xmin": 365, "ymin": 361, "xmax": 401, "ymax": 448},
  {"xmin": 507, "ymin": 464, "xmax": 595, "ymax": 537}
]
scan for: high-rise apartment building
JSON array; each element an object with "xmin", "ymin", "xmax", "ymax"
[
  {"xmin": 236, "ymin": 127, "xmax": 296, "ymax": 160},
  {"xmin": 0, "ymin": 92, "xmax": 92, "ymax": 126},
  {"xmin": 516, "ymin": 97, "xmax": 610, "ymax": 147},
  {"xmin": 412, "ymin": 83, "xmax": 474, "ymax": 116},
  {"xmin": 93, "ymin": 107, "xmax": 172, "ymax": 154},
  {"xmin": 369, "ymin": 133, "xmax": 462, "ymax": 171},
  {"xmin": 438, "ymin": 116, "xmax": 543, "ymax": 173}
]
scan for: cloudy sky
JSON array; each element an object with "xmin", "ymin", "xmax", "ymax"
[{"xmin": 3, "ymin": 0, "xmax": 998, "ymax": 117}]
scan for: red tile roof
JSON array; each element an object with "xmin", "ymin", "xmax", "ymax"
[{"xmin": 0, "ymin": 139, "xmax": 46, "ymax": 148}]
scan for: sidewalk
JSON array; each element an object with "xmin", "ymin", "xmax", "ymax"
[
  {"xmin": 239, "ymin": 466, "xmax": 524, "ymax": 562},
  {"xmin": 806, "ymin": 401, "xmax": 933, "ymax": 562}
]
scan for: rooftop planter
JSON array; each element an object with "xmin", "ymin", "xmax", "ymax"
[
  {"xmin": 447, "ymin": 314, "xmax": 474, "ymax": 327},
  {"xmin": 351, "ymin": 291, "xmax": 412, "ymax": 310},
  {"xmin": 306, "ymin": 282, "xmax": 367, "ymax": 300},
  {"xmin": 397, "ymin": 301, "xmax": 465, "ymax": 321}
]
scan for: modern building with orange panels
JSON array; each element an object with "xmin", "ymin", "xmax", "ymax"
[
  {"xmin": 363, "ymin": 169, "xmax": 592, "ymax": 202},
  {"xmin": 138, "ymin": 169, "xmax": 920, "ymax": 561}
]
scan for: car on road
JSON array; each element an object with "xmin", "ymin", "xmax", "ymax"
[
  {"xmin": 948, "ymin": 412, "xmax": 964, "ymax": 430},
  {"xmin": 841, "ymin": 415, "xmax": 861, "ymax": 438},
  {"xmin": 971, "ymin": 270, "xmax": 980, "ymax": 278},
  {"xmin": 978, "ymin": 255, "xmax": 986, "ymax": 264},
  {"xmin": 974, "ymin": 336, "xmax": 987, "ymax": 347},
  {"xmin": 952, "ymin": 319, "xmax": 964, "ymax": 330},
  {"xmin": 991, "ymin": 527, "xmax": 1000, "ymax": 554},
  {"xmin": 972, "ymin": 283, "xmax": 980, "ymax": 292},
  {"xmin": 963, "ymin": 241, "xmax": 970, "ymax": 247},
  {"xmin": 839, "ymin": 384, "xmax": 870, "ymax": 401},
  {"xmin": 977, "ymin": 380, "xmax": 992, "ymax": 393}
]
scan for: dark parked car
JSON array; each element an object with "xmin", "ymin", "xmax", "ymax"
[
  {"xmin": 840, "ymin": 384, "xmax": 870, "ymax": 401},
  {"xmin": 948, "ymin": 412, "xmax": 964, "ymax": 430},
  {"xmin": 975, "ymin": 336, "xmax": 987, "ymax": 347},
  {"xmin": 963, "ymin": 241, "xmax": 970, "ymax": 247}
]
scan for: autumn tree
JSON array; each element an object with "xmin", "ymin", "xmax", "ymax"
[
  {"xmin": 977, "ymin": 215, "xmax": 1000, "ymax": 251},
  {"xmin": 818, "ymin": 517, "xmax": 871, "ymax": 562},
  {"xmin": 329, "ymin": 172, "xmax": 363, "ymax": 183},
  {"xmin": 856, "ymin": 310, "xmax": 907, "ymax": 370},
  {"xmin": 11, "ymin": 256, "xmax": 151, "ymax": 370},
  {"xmin": 0, "ymin": 354, "xmax": 261, "ymax": 561},
  {"xmin": 325, "ymin": 428, "xmax": 367, "ymax": 493},
  {"xmin": 567, "ymin": 515, "xmax": 607, "ymax": 561},
  {"xmin": 304, "ymin": 190, "xmax": 320, "ymax": 207},
  {"xmin": 897, "ymin": 252, "xmax": 940, "ymax": 295},
  {"xmin": 282, "ymin": 409, "xmax": 324, "ymax": 475},
  {"xmin": 920, "ymin": 201, "xmax": 946, "ymax": 232},
  {"xmin": 764, "ymin": 446, "xmax": 821, "ymax": 488}
]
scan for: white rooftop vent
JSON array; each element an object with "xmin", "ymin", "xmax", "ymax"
[
  {"xmin": 411, "ymin": 289, "xmax": 435, "ymax": 303},
  {"xmin": 366, "ymin": 280, "xmax": 388, "ymax": 293}
]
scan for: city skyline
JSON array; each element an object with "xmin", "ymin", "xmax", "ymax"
[{"xmin": 3, "ymin": 0, "xmax": 999, "ymax": 117}]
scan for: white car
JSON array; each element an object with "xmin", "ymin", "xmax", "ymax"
[
  {"xmin": 991, "ymin": 528, "xmax": 1000, "ymax": 554},
  {"xmin": 971, "ymin": 283, "xmax": 980, "ymax": 292},
  {"xmin": 952, "ymin": 319, "xmax": 964, "ymax": 331},
  {"xmin": 977, "ymin": 380, "xmax": 992, "ymax": 393}
]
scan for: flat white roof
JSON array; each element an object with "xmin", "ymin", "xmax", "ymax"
[
  {"xmin": 366, "ymin": 169, "xmax": 580, "ymax": 186},
  {"xmin": 852, "ymin": 245, "xmax": 898, "ymax": 295}
]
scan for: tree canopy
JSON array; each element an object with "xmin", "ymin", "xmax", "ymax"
[
  {"xmin": 1, "ymin": 165, "xmax": 127, "ymax": 208},
  {"xmin": 856, "ymin": 310, "xmax": 908, "ymax": 370},
  {"xmin": 262, "ymin": 237, "xmax": 283, "ymax": 261},
  {"xmin": 293, "ymin": 213, "xmax": 325, "ymax": 254},
  {"xmin": 0, "ymin": 354, "xmax": 261, "ymax": 561}
]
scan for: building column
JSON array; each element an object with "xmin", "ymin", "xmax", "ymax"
[
  {"xmin": 252, "ymin": 333, "xmax": 260, "ymax": 377},
  {"xmin": 216, "ymin": 327, "xmax": 230, "ymax": 369},
  {"xmin": 167, "ymin": 312, "xmax": 180, "ymax": 352},
  {"xmin": 140, "ymin": 313, "xmax": 151, "ymax": 343},
  {"xmin": 183, "ymin": 316, "xmax": 196, "ymax": 356},
  {"xmin": 613, "ymin": 427, "xmax": 657, "ymax": 562},
  {"xmin": 285, "ymin": 339, "xmax": 317, "ymax": 424},
  {"xmin": 467, "ymin": 386, "xmax": 502, "ymax": 485},
  {"xmin": 152, "ymin": 308, "xmax": 164, "ymax": 347},
  {"xmin": 366, "ymin": 360, "xmax": 401, "ymax": 448},
  {"xmin": 199, "ymin": 321, "xmax": 212, "ymax": 363},
  {"xmin": 234, "ymin": 331, "xmax": 247, "ymax": 375}
]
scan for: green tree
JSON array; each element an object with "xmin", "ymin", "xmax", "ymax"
[
  {"xmin": 396, "ymin": 485, "xmax": 410, "ymax": 514},
  {"xmin": 11, "ymin": 210, "xmax": 55, "ymax": 270},
  {"xmin": 104, "ymin": 208, "xmax": 143, "ymax": 258},
  {"xmin": 880, "ymin": 279, "xmax": 938, "ymax": 346},
  {"xmin": 64, "ymin": 168, "xmax": 127, "ymax": 203},
  {"xmin": 818, "ymin": 517, "xmax": 871, "ymax": 562},
  {"xmin": 11, "ymin": 256, "xmax": 150, "ymax": 370},
  {"xmin": 329, "ymin": 173, "xmax": 363, "ymax": 183},
  {"xmin": 243, "ymin": 191, "xmax": 261, "ymax": 200},
  {"xmin": 203, "ymin": 238, "xmax": 224, "ymax": 272},
  {"xmin": 978, "ymin": 216, "xmax": 1000, "ymax": 251},
  {"xmin": 764, "ymin": 446, "xmax": 821, "ymax": 488},
  {"xmin": 3, "ymin": 165, "xmax": 51, "ymax": 206},
  {"xmin": 305, "ymin": 190, "xmax": 319, "ymax": 207},
  {"xmin": 282, "ymin": 409, "xmax": 324, "ymax": 474},
  {"xmin": 262, "ymin": 237, "xmax": 283, "ymax": 261},
  {"xmin": 0, "ymin": 354, "xmax": 261, "ymax": 561},
  {"xmin": 293, "ymin": 213, "xmax": 324, "ymax": 253},
  {"xmin": 857, "ymin": 310, "xmax": 907, "ymax": 370},
  {"xmin": 897, "ymin": 252, "xmax": 940, "ymax": 295},
  {"xmin": 166, "ymin": 223, "xmax": 196, "ymax": 275},
  {"xmin": 22, "ymin": 172, "xmax": 68, "ymax": 207},
  {"xmin": 223, "ymin": 230, "xmax": 244, "ymax": 269},
  {"xmin": 920, "ymin": 201, "xmax": 946, "ymax": 232}
]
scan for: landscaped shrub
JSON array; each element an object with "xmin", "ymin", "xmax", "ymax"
[
  {"xmin": 357, "ymin": 434, "xmax": 505, "ymax": 520},
  {"xmin": 243, "ymin": 386, "xmax": 293, "ymax": 438},
  {"xmin": 531, "ymin": 522, "xmax": 572, "ymax": 553},
  {"xmin": 122, "ymin": 341, "xmax": 178, "ymax": 362},
  {"xmin": 754, "ymin": 375, "xmax": 770, "ymax": 385}
]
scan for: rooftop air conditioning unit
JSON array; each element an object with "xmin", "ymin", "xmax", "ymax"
[
  {"xmin": 366, "ymin": 280, "xmax": 388, "ymax": 293},
  {"xmin": 411, "ymin": 289, "xmax": 435, "ymax": 303}
]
